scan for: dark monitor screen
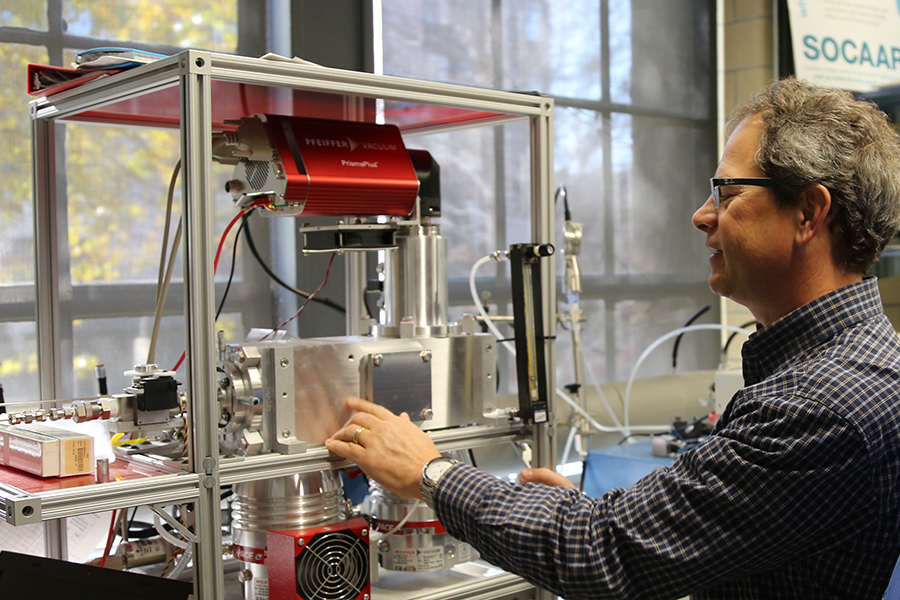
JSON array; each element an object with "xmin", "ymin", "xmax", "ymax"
[{"xmin": 0, "ymin": 551, "xmax": 193, "ymax": 600}]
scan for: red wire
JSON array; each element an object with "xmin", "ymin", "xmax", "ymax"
[
  {"xmin": 171, "ymin": 200, "xmax": 270, "ymax": 372},
  {"xmin": 97, "ymin": 509, "xmax": 119, "ymax": 568},
  {"xmin": 214, "ymin": 209, "xmax": 250, "ymax": 272},
  {"xmin": 172, "ymin": 351, "xmax": 186, "ymax": 373},
  {"xmin": 262, "ymin": 252, "xmax": 337, "ymax": 340}
]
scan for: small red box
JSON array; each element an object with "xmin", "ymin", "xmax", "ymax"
[{"xmin": 267, "ymin": 517, "xmax": 371, "ymax": 600}]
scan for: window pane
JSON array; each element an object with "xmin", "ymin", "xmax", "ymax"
[
  {"xmin": 0, "ymin": 43, "xmax": 47, "ymax": 285},
  {"xmin": 502, "ymin": 0, "xmax": 601, "ymax": 99},
  {"xmin": 0, "ymin": 322, "xmax": 39, "ymax": 405},
  {"xmin": 557, "ymin": 298, "xmax": 607, "ymax": 386},
  {"xmin": 62, "ymin": 1, "xmax": 238, "ymax": 52},
  {"xmin": 71, "ymin": 313, "xmax": 242, "ymax": 398},
  {"xmin": 380, "ymin": 0, "xmax": 719, "ymax": 403},
  {"xmin": 409, "ymin": 127, "xmax": 498, "ymax": 277},
  {"xmin": 382, "ymin": 0, "xmax": 493, "ymax": 87},
  {"xmin": 501, "ymin": 120, "xmax": 532, "ymax": 248},
  {"xmin": 613, "ymin": 295, "xmax": 718, "ymax": 382},
  {"xmin": 73, "ymin": 316, "xmax": 184, "ymax": 397},
  {"xmin": 65, "ymin": 124, "xmax": 240, "ymax": 284},
  {"xmin": 612, "ymin": 113, "xmax": 713, "ymax": 276},
  {"xmin": 609, "ymin": 0, "xmax": 632, "ymax": 104},
  {"xmin": 0, "ymin": 1, "xmax": 48, "ymax": 30},
  {"xmin": 622, "ymin": 0, "xmax": 712, "ymax": 117},
  {"xmin": 553, "ymin": 107, "xmax": 605, "ymax": 275}
]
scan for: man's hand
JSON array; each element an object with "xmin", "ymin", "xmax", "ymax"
[
  {"xmin": 325, "ymin": 397, "xmax": 441, "ymax": 500},
  {"xmin": 518, "ymin": 467, "xmax": 575, "ymax": 488}
]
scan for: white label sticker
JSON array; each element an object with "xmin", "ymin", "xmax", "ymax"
[
  {"xmin": 417, "ymin": 546, "xmax": 445, "ymax": 571},
  {"xmin": 253, "ymin": 577, "xmax": 268, "ymax": 600}
]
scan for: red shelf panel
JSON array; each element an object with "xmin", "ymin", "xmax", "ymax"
[{"xmin": 0, "ymin": 457, "xmax": 179, "ymax": 496}]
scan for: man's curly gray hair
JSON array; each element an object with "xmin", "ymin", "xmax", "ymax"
[{"xmin": 729, "ymin": 77, "xmax": 900, "ymax": 274}]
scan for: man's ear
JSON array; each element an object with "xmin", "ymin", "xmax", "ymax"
[{"xmin": 795, "ymin": 184, "xmax": 831, "ymax": 246}]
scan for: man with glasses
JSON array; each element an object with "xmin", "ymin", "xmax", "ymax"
[{"xmin": 327, "ymin": 78, "xmax": 900, "ymax": 598}]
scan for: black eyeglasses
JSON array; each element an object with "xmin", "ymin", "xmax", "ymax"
[{"xmin": 709, "ymin": 177, "xmax": 777, "ymax": 209}]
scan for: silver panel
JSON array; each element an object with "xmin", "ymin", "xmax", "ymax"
[
  {"xmin": 367, "ymin": 351, "xmax": 432, "ymax": 421},
  {"xmin": 249, "ymin": 332, "xmax": 494, "ymax": 447}
]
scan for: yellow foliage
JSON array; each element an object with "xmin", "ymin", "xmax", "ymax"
[{"xmin": 0, "ymin": 359, "xmax": 24, "ymax": 377}]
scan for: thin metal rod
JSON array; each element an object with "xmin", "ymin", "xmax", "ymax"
[{"xmin": 0, "ymin": 396, "xmax": 107, "ymax": 408}]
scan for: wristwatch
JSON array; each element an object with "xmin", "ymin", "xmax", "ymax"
[{"xmin": 419, "ymin": 456, "xmax": 459, "ymax": 509}]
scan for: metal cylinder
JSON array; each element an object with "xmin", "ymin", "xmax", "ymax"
[
  {"xmin": 232, "ymin": 471, "xmax": 345, "ymax": 600},
  {"xmin": 96, "ymin": 458, "xmax": 109, "ymax": 483},
  {"xmin": 116, "ymin": 537, "xmax": 177, "ymax": 569},
  {"xmin": 369, "ymin": 482, "xmax": 476, "ymax": 572},
  {"xmin": 383, "ymin": 223, "xmax": 448, "ymax": 332}
]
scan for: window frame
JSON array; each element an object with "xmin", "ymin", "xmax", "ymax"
[{"xmin": 0, "ymin": 0, "xmax": 272, "ymax": 401}]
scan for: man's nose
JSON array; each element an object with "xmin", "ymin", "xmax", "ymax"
[{"xmin": 692, "ymin": 195, "xmax": 716, "ymax": 232}]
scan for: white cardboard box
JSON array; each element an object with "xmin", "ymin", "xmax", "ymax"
[{"xmin": 0, "ymin": 423, "xmax": 94, "ymax": 477}]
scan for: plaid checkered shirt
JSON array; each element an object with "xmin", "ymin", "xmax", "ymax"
[{"xmin": 434, "ymin": 278, "xmax": 900, "ymax": 599}]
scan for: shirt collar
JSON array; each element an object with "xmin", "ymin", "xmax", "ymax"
[{"xmin": 741, "ymin": 278, "xmax": 883, "ymax": 385}]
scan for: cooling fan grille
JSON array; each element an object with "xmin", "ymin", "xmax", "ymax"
[
  {"xmin": 267, "ymin": 517, "xmax": 371, "ymax": 600},
  {"xmin": 295, "ymin": 530, "xmax": 369, "ymax": 600}
]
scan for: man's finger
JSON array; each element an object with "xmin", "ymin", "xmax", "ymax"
[{"xmin": 325, "ymin": 437, "xmax": 365, "ymax": 462}]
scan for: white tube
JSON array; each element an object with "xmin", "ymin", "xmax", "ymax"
[
  {"xmin": 622, "ymin": 324, "xmax": 753, "ymax": 437},
  {"xmin": 468, "ymin": 253, "xmax": 516, "ymax": 355},
  {"xmin": 583, "ymin": 355, "xmax": 625, "ymax": 431},
  {"xmin": 560, "ymin": 424, "xmax": 578, "ymax": 466},
  {"xmin": 148, "ymin": 161, "xmax": 182, "ymax": 364},
  {"xmin": 556, "ymin": 387, "xmax": 666, "ymax": 434},
  {"xmin": 574, "ymin": 430, "xmax": 586, "ymax": 460},
  {"xmin": 166, "ymin": 544, "xmax": 192, "ymax": 580},
  {"xmin": 153, "ymin": 513, "xmax": 189, "ymax": 550},
  {"xmin": 371, "ymin": 500, "xmax": 422, "ymax": 541}
]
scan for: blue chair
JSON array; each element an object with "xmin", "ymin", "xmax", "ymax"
[{"xmin": 884, "ymin": 557, "xmax": 900, "ymax": 599}]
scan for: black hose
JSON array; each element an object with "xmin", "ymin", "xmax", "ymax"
[
  {"xmin": 723, "ymin": 319, "xmax": 758, "ymax": 356},
  {"xmin": 672, "ymin": 305, "xmax": 711, "ymax": 370}
]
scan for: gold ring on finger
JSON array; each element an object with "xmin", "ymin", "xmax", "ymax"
[{"xmin": 352, "ymin": 426, "xmax": 366, "ymax": 445}]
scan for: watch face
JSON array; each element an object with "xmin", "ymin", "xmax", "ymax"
[{"xmin": 425, "ymin": 458, "xmax": 455, "ymax": 481}]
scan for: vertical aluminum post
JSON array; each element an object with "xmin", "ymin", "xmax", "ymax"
[
  {"xmin": 179, "ymin": 50, "xmax": 225, "ymax": 600},
  {"xmin": 345, "ymin": 252, "xmax": 368, "ymax": 335},
  {"xmin": 32, "ymin": 109, "xmax": 68, "ymax": 560},
  {"xmin": 527, "ymin": 94, "xmax": 558, "ymax": 600},
  {"xmin": 529, "ymin": 98, "xmax": 557, "ymax": 475},
  {"xmin": 31, "ymin": 113, "xmax": 62, "ymax": 407},
  {"xmin": 530, "ymin": 95, "xmax": 558, "ymax": 600}
]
